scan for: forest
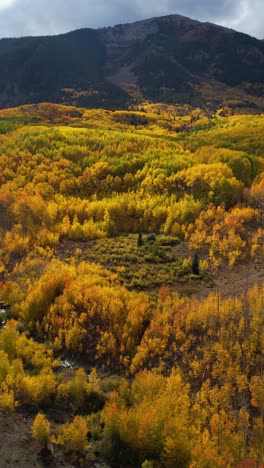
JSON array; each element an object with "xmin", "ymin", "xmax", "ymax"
[{"xmin": 0, "ymin": 102, "xmax": 263, "ymax": 467}]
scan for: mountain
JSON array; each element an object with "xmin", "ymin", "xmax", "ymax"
[{"xmin": 0, "ymin": 14, "xmax": 264, "ymax": 111}]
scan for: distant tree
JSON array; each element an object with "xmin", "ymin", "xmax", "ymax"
[
  {"xmin": 192, "ymin": 252, "xmax": 200, "ymax": 275},
  {"xmin": 137, "ymin": 232, "xmax": 143, "ymax": 247}
]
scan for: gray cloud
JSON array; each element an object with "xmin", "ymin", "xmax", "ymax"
[{"xmin": 0, "ymin": 0, "xmax": 263, "ymax": 39}]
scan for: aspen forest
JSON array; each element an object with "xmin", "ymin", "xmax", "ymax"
[{"xmin": 0, "ymin": 102, "xmax": 264, "ymax": 467}]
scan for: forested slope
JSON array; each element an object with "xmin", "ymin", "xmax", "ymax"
[{"xmin": 0, "ymin": 103, "xmax": 263, "ymax": 467}]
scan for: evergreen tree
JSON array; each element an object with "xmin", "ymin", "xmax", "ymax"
[
  {"xmin": 137, "ymin": 232, "xmax": 143, "ymax": 247},
  {"xmin": 192, "ymin": 252, "xmax": 200, "ymax": 275}
]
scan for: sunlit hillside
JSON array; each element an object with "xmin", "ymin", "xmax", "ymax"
[{"xmin": 0, "ymin": 103, "xmax": 263, "ymax": 467}]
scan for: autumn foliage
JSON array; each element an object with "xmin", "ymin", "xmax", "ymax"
[{"xmin": 0, "ymin": 103, "xmax": 264, "ymax": 465}]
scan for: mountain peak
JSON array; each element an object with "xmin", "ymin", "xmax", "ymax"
[
  {"xmin": 0, "ymin": 14, "xmax": 263, "ymax": 112},
  {"xmin": 99, "ymin": 14, "xmax": 203, "ymax": 42}
]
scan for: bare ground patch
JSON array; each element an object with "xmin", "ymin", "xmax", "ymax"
[{"xmin": 0, "ymin": 411, "xmax": 71, "ymax": 468}]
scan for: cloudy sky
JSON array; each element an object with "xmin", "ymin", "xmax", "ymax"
[{"xmin": 0, "ymin": 0, "xmax": 263, "ymax": 39}]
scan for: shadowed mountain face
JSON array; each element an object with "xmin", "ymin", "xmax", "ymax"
[{"xmin": 0, "ymin": 14, "xmax": 264, "ymax": 110}]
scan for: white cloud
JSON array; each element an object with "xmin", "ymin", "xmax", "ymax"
[
  {"xmin": 0, "ymin": 0, "xmax": 16, "ymax": 9},
  {"xmin": 231, "ymin": 0, "xmax": 264, "ymax": 38}
]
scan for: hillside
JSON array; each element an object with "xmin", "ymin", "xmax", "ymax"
[
  {"xmin": 0, "ymin": 103, "xmax": 264, "ymax": 466},
  {"xmin": 0, "ymin": 15, "xmax": 264, "ymax": 111}
]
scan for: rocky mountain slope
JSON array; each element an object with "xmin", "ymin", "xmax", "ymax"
[{"xmin": 0, "ymin": 14, "xmax": 264, "ymax": 110}]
